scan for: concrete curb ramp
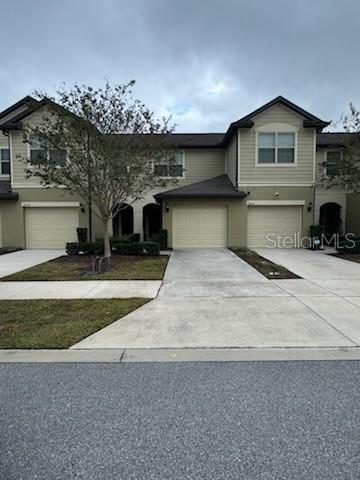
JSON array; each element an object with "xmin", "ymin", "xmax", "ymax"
[{"xmin": 1, "ymin": 347, "xmax": 360, "ymax": 363}]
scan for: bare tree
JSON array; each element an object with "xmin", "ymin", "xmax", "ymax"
[
  {"xmin": 23, "ymin": 81, "xmax": 176, "ymax": 257},
  {"xmin": 321, "ymin": 103, "xmax": 360, "ymax": 192}
]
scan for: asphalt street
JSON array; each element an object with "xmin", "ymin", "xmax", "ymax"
[{"xmin": 1, "ymin": 361, "xmax": 359, "ymax": 479}]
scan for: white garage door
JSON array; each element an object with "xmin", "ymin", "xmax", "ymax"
[
  {"xmin": 173, "ymin": 207, "xmax": 227, "ymax": 248},
  {"xmin": 248, "ymin": 205, "xmax": 302, "ymax": 248},
  {"xmin": 26, "ymin": 207, "xmax": 79, "ymax": 249}
]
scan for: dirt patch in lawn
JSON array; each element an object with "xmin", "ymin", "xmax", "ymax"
[
  {"xmin": 330, "ymin": 253, "xmax": 360, "ymax": 264},
  {"xmin": 0, "ymin": 298, "xmax": 148, "ymax": 349},
  {"xmin": 230, "ymin": 248, "xmax": 301, "ymax": 280},
  {"xmin": 3, "ymin": 255, "xmax": 169, "ymax": 281}
]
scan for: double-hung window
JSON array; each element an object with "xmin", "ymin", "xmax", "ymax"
[
  {"xmin": 30, "ymin": 136, "xmax": 66, "ymax": 167},
  {"xmin": 0, "ymin": 147, "xmax": 10, "ymax": 175},
  {"xmin": 325, "ymin": 150, "xmax": 341, "ymax": 177},
  {"xmin": 154, "ymin": 151, "xmax": 184, "ymax": 178},
  {"xmin": 258, "ymin": 132, "xmax": 296, "ymax": 165}
]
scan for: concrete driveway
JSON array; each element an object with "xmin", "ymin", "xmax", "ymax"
[
  {"xmin": 0, "ymin": 249, "xmax": 64, "ymax": 278},
  {"xmin": 72, "ymin": 248, "xmax": 360, "ymax": 350}
]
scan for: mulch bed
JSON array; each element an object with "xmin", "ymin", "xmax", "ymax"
[
  {"xmin": 230, "ymin": 248, "xmax": 301, "ymax": 280},
  {"xmin": 330, "ymin": 253, "xmax": 360, "ymax": 264}
]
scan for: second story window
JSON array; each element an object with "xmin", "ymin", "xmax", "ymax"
[
  {"xmin": 258, "ymin": 132, "xmax": 295, "ymax": 165},
  {"xmin": 30, "ymin": 136, "xmax": 66, "ymax": 167},
  {"xmin": 326, "ymin": 150, "xmax": 341, "ymax": 177},
  {"xmin": 154, "ymin": 151, "xmax": 184, "ymax": 178},
  {"xmin": 0, "ymin": 147, "xmax": 10, "ymax": 175}
]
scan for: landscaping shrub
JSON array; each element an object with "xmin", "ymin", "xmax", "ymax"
[
  {"xmin": 66, "ymin": 242, "xmax": 80, "ymax": 256},
  {"xmin": 66, "ymin": 241, "xmax": 103, "ymax": 256},
  {"xmin": 77, "ymin": 227, "xmax": 88, "ymax": 243},
  {"xmin": 79, "ymin": 241, "xmax": 104, "ymax": 255},
  {"xmin": 112, "ymin": 242, "xmax": 137, "ymax": 255},
  {"xmin": 135, "ymin": 241, "xmax": 160, "ymax": 256},
  {"xmin": 150, "ymin": 229, "xmax": 168, "ymax": 249},
  {"xmin": 112, "ymin": 233, "xmax": 140, "ymax": 244},
  {"xmin": 112, "ymin": 241, "xmax": 160, "ymax": 256}
]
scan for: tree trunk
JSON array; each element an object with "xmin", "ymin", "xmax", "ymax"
[{"xmin": 103, "ymin": 216, "xmax": 112, "ymax": 258}]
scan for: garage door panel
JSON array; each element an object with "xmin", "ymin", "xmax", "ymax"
[
  {"xmin": 173, "ymin": 207, "xmax": 227, "ymax": 248},
  {"xmin": 26, "ymin": 207, "xmax": 79, "ymax": 249},
  {"xmin": 248, "ymin": 206, "xmax": 302, "ymax": 248}
]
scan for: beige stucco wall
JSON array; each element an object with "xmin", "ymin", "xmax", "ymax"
[
  {"xmin": 239, "ymin": 104, "xmax": 315, "ymax": 185},
  {"xmin": 346, "ymin": 193, "xmax": 360, "ymax": 236},
  {"xmin": 0, "ymin": 188, "xmax": 89, "ymax": 248}
]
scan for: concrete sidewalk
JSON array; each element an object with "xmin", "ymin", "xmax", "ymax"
[
  {"xmin": 0, "ymin": 280, "xmax": 161, "ymax": 299},
  {"xmin": 0, "ymin": 250, "xmax": 64, "ymax": 278},
  {"xmin": 1, "ymin": 347, "xmax": 360, "ymax": 362}
]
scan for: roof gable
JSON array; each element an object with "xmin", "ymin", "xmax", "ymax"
[
  {"xmin": 0, "ymin": 96, "xmax": 38, "ymax": 123},
  {"xmin": 223, "ymin": 96, "xmax": 330, "ymax": 145}
]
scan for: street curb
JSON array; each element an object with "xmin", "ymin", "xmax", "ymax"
[{"xmin": 0, "ymin": 347, "xmax": 360, "ymax": 363}]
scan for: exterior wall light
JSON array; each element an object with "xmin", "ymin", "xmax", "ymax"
[{"xmin": 307, "ymin": 201, "xmax": 313, "ymax": 212}]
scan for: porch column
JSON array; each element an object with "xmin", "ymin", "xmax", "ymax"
[{"xmin": 133, "ymin": 205, "xmax": 144, "ymax": 240}]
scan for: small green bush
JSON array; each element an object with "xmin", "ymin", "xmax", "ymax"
[
  {"xmin": 150, "ymin": 229, "xmax": 168, "ymax": 249},
  {"xmin": 112, "ymin": 242, "xmax": 137, "ymax": 255},
  {"xmin": 66, "ymin": 242, "xmax": 80, "ymax": 256},
  {"xmin": 79, "ymin": 241, "xmax": 104, "ymax": 255},
  {"xmin": 77, "ymin": 227, "xmax": 88, "ymax": 243},
  {"xmin": 66, "ymin": 241, "xmax": 104, "ymax": 256},
  {"xmin": 135, "ymin": 241, "xmax": 160, "ymax": 256},
  {"xmin": 112, "ymin": 233, "xmax": 140, "ymax": 244},
  {"xmin": 112, "ymin": 241, "xmax": 160, "ymax": 256}
]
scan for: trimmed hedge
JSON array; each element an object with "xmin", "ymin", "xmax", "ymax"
[
  {"xmin": 66, "ymin": 242, "xmax": 80, "ymax": 256},
  {"xmin": 112, "ymin": 241, "xmax": 160, "ymax": 256},
  {"xmin": 67, "ymin": 240, "xmax": 160, "ymax": 256},
  {"xmin": 66, "ymin": 241, "xmax": 103, "ymax": 256},
  {"xmin": 150, "ymin": 229, "xmax": 168, "ymax": 249},
  {"xmin": 112, "ymin": 233, "xmax": 140, "ymax": 244}
]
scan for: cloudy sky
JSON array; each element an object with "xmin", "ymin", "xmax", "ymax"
[{"xmin": 1, "ymin": 0, "xmax": 359, "ymax": 132}]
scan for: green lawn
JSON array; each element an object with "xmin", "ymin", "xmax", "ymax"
[
  {"xmin": 4, "ymin": 255, "xmax": 169, "ymax": 281},
  {"xmin": 0, "ymin": 298, "xmax": 148, "ymax": 349}
]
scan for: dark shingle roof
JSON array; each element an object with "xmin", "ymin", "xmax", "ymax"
[
  {"xmin": 163, "ymin": 133, "xmax": 224, "ymax": 148},
  {"xmin": 316, "ymin": 132, "xmax": 358, "ymax": 147},
  {"xmin": 154, "ymin": 175, "xmax": 247, "ymax": 200},
  {"xmin": 0, "ymin": 181, "xmax": 18, "ymax": 200}
]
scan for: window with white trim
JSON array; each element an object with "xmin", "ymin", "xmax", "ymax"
[
  {"xmin": 258, "ymin": 132, "xmax": 295, "ymax": 164},
  {"xmin": 154, "ymin": 151, "xmax": 184, "ymax": 177},
  {"xmin": 0, "ymin": 147, "xmax": 10, "ymax": 175},
  {"xmin": 325, "ymin": 150, "xmax": 341, "ymax": 177},
  {"xmin": 29, "ymin": 135, "xmax": 66, "ymax": 167}
]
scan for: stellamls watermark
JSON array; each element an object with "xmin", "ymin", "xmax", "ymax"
[{"xmin": 265, "ymin": 232, "xmax": 356, "ymax": 249}]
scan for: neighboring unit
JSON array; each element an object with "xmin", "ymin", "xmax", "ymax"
[{"xmin": 0, "ymin": 95, "xmax": 358, "ymax": 249}]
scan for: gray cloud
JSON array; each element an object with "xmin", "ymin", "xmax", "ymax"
[{"xmin": 1, "ymin": 0, "xmax": 359, "ymax": 131}]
